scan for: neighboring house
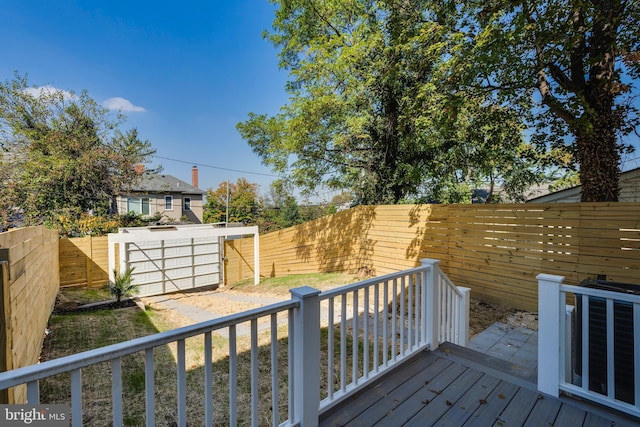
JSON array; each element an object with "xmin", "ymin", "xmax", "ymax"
[
  {"xmin": 115, "ymin": 166, "xmax": 205, "ymax": 223},
  {"xmin": 528, "ymin": 167, "xmax": 640, "ymax": 203}
]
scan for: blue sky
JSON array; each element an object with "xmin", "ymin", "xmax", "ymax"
[
  {"xmin": 0, "ymin": 1, "xmax": 289, "ymax": 194},
  {"xmin": 3, "ymin": 2, "xmax": 640, "ymax": 201}
]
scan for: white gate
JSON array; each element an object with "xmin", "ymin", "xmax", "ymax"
[{"xmin": 108, "ymin": 224, "xmax": 259, "ymax": 297}]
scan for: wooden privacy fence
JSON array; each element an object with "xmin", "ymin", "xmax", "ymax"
[
  {"xmin": 0, "ymin": 226, "xmax": 59, "ymax": 404},
  {"xmin": 226, "ymin": 203, "xmax": 640, "ymax": 312},
  {"xmin": 59, "ymin": 236, "xmax": 109, "ymax": 288}
]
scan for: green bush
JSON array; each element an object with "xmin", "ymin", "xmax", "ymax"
[{"xmin": 109, "ymin": 268, "xmax": 138, "ymax": 304}]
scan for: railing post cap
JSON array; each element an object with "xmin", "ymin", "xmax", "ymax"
[
  {"xmin": 290, "ymin": 286, "xmax": 321, "ymax": 299},
  {"xmin": 536, "ymin": 273, "xmax": 565, "ymax": 283},
  {"xmin": 420, "ymin": 258, "xmax": 440, "ymax": 266}
]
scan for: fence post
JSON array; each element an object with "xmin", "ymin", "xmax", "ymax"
[
  {"xmin": 0, "ymin": 261, "xmax": 10, "ymax": 404},
  {"xmin": 421, "ymin": 259, "xmax": 440, "ymax": 351},
  {"xmin": 537, "ymin": 273, "xmax": 564, "ymax": 397},
  {"xmin": 290, "ymin": 286, "xmax": 321, "ymax": 427}
]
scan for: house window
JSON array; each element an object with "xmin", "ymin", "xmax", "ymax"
[
  {"xmin": 127, "ymin": 197, "xmax": 149, "ymax": 215},
  {"xmin": 184, "ymin": 197, "xmax": 191, "ymax": 212},
  {"xmin": 165, "ymin": 195, "xmax": 173, "ymax": 210}
]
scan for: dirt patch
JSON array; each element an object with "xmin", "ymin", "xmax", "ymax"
[
  {"xmin": 469, "ymin": 299, "xmax": 537, "ymax": 338},
  {"xmin": 143, "ymin": 288, "xmax": 538, "ymax": 338}
]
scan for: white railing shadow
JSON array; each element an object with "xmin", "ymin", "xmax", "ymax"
[{"xmin": 537, "ymin": 274, "xmax": 640, "ymax": 419}]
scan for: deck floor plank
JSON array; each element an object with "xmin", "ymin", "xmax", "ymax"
[
  {"xmin": 430, "ymin": 373, "xmax": 501, "ymax": 427},
  {"xmin": 319, "ymin": 346, "xmax": 640, "ymax": 427},
  {"xmin": 493, "ymin": 387, "xmax": 540, "ymax": 426},
  {"xmin": 372, "ymin": 362, "xmax": 468, "ymax": 426},
  {"xmin": 552, "ymin": 403, "xmax": 588, "ymax": 427},
  {"xmin": 523, "ymin": 395, "xmax": 562, "ymax": 426},
  {"xmin": 343, "ymin": 356, "xmax": 455, "ymax": 426},
  {"xmin": 462, "ymin": 380, "xmax": 520, "ymax": 426},
  {"xmin": 402, "ymin": 369, "xmax": 487, "ymax": 427},
  {"xmin": 319, "ymin": 351, "xmax": 441, "ymax": 427}
]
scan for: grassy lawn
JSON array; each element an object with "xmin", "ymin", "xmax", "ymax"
[
  {"xmin": 43, "ymin": 273, "xmax": 365, "ymax": 426},
  {"xmin": 226, "ymin": 272, "xmax": 363, "ymax": 296},
  {"xmin": 43, "ymin": 273, "xmax": 511, "ymax": 425}
]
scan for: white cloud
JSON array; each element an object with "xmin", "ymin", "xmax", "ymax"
[
  {"xmin": 102, "ymin": 97, "xmax": 146, "ymax": 112},
  {"xmin": 23, "ymin": 85, "xmax": 76, "ymax": 100}
]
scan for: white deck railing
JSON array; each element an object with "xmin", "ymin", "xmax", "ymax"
[
  {"xmin": 317, "ymin": 258, "xmax": 470, "ymax": 414},
  {"xmin": 537, "ymin": 274, "xmax": 640, "ymax": 418},
  {"xmin": 0, "ymin": 259, "xmax": 468, "ymax": 427}
]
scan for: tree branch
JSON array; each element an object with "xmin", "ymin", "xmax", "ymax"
[{"xmin": 305, "ymin": 0, "xmax": 343, "ymax": 39}]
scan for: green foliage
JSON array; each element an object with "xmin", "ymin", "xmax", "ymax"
[
  {"xmin": 435, "ymin": 0, "xmax": 639, "ymax": 201},
  {"xmin": 109, "ymin": 268, "xmax": 138, "ymax": 304},
  {"xmin": 203, "ymin": 178, "xmax": 261, "ymax": 224},
  {"xmin": 45, "ymin": 211, "xmax": 164, "ymax": 237},
  {"xmin": 549, "ymin": 171, "xmax": 581, "ymax": 192},
  {"xmin": 0, "ymin": 74, "xmax": 155, "ymax": 226},
  {"xmin": 238, "ymin": 0, "xmax": 550, "ymax": 204}
]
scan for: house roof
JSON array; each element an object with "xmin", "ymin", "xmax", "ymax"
[
  {"xmin": 527, "ymin": 166, "xmax": 640, "ymax": 203},
  {"xmin": 128, "ymin": 172, "xmax": 204, "ymax": 195}
]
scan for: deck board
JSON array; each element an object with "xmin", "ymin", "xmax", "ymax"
[
  {"xmin": 553, "ymin": 404, "xmax": 588, "ymax": 427},
  {"xmin": 349, "ymin": 356, "xmax": 454, "ymax": 426},
  {"xmin": 371, "ymin": 361, "xmax": 467, "ymax": 426},
  {"xmin": 432, "ymin": 373, "xmax": 501, "ymax": 426},
  {"xmin": 325, "ymin": 351, "xmax": 443, "ymax": 426},
  {"xmin": 401, "ymin": 369, "xmax": 485, "ymax": 426},
  {"xmin": 491, "ymin": 387, "xmax": 540, "ymax": 426},
  {"xmin": 463, "ymin": 380, "xmax": 520, "ymax": 426},
  {"xmin": 319, "ymin": 343, "xmax": 639, "ymax": 427},
  {"xmin": 523, "ymin": 395, "xmax": 562, "ymax": 426}
]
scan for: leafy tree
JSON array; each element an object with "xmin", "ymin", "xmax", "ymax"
[
  {"xmin": 238, "ymin": 0, "xmax": 546, "ymax": 204},
  {"xmin": 203, "ymin": 178, "xmax": 261, "ymax": 224},
  {"xmin": 435, "ymin": 0, "xmax": 640, "ymax": 201},
  {"xmin": 0, "ymin": 74, "xmax": 155, "ymax": 225},
  {"xmin": 259, "ymin": 180, "xmax": 301, "ymax": 231}
]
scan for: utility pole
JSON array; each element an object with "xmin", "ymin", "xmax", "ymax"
[{"xmin": 225, "ymin": 179, "xmax": 229, "ymax": 226}]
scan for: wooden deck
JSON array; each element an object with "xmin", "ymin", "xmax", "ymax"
[{"xmin": 320, "ymin": 343, "xmax": 639, "ymax": 427}]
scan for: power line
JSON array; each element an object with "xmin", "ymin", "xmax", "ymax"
[{"xmin": 153, "ymin": 155, "xmax": 280, "ymax": 178}]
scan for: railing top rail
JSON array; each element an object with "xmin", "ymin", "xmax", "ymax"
[
  {"xmin": 319, "ymin": 265, "xmax": 429, "ymax": 300},
  {"xmin": 0, "ymin": 299, "xmax": 297, "ymax": 390},
  {"xmin": 439, "ymin": 271, "xmax": 464, "ymax": 297},
  {"xmin": 560, "ymin": 283, "xmax": 640, "ymax": 304}
]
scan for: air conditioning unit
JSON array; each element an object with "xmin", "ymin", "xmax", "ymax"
[{"xmin": 574, "ymin": 278, "xmax": 640, "ymax": 404}]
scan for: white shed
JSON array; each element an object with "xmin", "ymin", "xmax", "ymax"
[{"xmin": 108, "ymin": 224, "xmax": 259, "ymax": 297}]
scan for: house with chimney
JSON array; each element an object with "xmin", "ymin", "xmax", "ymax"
[{"xmin": 114, "ymin": 166, "xmax": 205, "ymax": 223}]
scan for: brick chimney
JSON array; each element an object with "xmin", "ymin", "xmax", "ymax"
[{"xmin": 191, "ymin": 166, "xmax": 199, "ymax": 188}]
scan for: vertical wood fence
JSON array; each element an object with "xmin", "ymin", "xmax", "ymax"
[
  {"xmin": 0, "ymin": 226, "xmax": 59, "ymax": 404},
  {"xmin": 226, "ymin": 203, "xmax": 640, "ymax": 312}
]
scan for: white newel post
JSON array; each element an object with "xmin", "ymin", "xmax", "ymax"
[
  {"xmin": 537, "ymin": 273, "xmax": 565, "ymax": 397},
  {"xmin": 458, "ymin": 287, "xmax": 471, "ymax": 347},
  {"xmin": 421, "ymin": 259, "xmax": 441, "ymax": 351},
  {"xmin": 290, "ymin": 286, "xmax": 321, "ymax": 427}
]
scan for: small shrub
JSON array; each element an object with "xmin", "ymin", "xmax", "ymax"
[{"xmin": 109, "ymin": 268, "xmax": 138, "ymax": 304}]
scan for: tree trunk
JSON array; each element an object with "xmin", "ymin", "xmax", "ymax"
[
  {"xmin": 577, "ymin": 0, "xmax": 622, "ymax": 202},
  {"xmin": 576, "ymin": 135, "xmax": 619, "ymax": 202}
]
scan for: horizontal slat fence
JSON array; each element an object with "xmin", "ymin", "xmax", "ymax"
[
  {"xmin": 227, "ymin": 203, "xmax": 640, "ymax": 312},
  {"xmin": 59, "ymin": 236, "xmax": 109, "ymax": 288},
  {"xmin": 0, "ymin": 226, "xmax": 59, "ymax": 404}
]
